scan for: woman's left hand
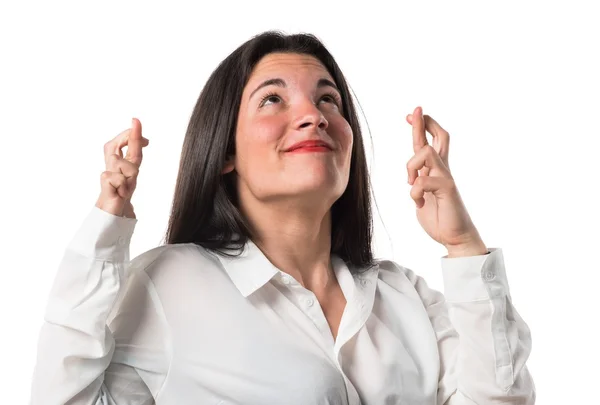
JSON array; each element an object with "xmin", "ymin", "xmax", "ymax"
[{"xmin": 406, "ymin": 106, "xmax": 488, "ymax": 257}]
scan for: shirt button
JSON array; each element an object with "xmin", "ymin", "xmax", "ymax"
[
  {"xmin": 117, "ymin": 236, "xmax": 125, "ymax": 246},
  {"xmin": 306, "ymin": 298, "xmax": 315, "ymax": 307},
  {"xmin": 281, "ymin": 275, "xmax": 291, "ymax": 285},
  {"xmin": 484, "ymin": 271, "xmax": 496, "ymax": 281}
]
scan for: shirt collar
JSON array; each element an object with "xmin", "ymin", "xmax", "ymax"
[
  {"xmin": 215, "ymin": 238, "xmax": 380, "ymax": 300},
  {"xmin": 333, "ymin": 256, "xmax": 380, "ymax": 311},
  {"xmin": 215, "ymin": 239, "xmax": 280, "ymax": 297}
]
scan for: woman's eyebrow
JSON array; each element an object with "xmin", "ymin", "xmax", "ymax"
[
  {"xmin": 249, "ymin": 78, "xmax": 285, "ymax": 100},
  {"xmin": 248, "ymin": 78, "xmax": 340, "ymax": 100},
  {"xmin": 317, "ymin": 78, "xmax": 339, "ymax": 92}
]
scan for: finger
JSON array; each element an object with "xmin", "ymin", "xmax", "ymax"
[
  {"xmin": 104, "ymin": 128, "xmax": 130, "ymax": 166},
  {"xmin": 116, "ymin": 137, "xmax": 149, "ymax": 162},
  {"xmin": 406, "ymin": 145, "xmax": 450, "ymax": 185},
  {"xmin": 100, "ymin": 171, "xmax": 130, "ymax": 199},
  {"xmin": 423, "ymin": 115, "xmax": 450, "ymax": 167},
  {"xmin": 103, "ymin": 119, "xmax": 149, "ymax": 167},
  {"xmin": 405, "ymin": 115, "xmax": 430, "ymax": 178},
  {"xmin": 115, "ymin": 134, "xmax": 150, "ymax": 155},
  {"xmin": 409, "ymin": 106, "xmax": 428, "ymax": 153},
  {"xmin": 410, "ymin": 175, "xmax": 451, "ymax": 208},
  {"xmin": 106, "ymin": 153, "xmax": 140, "ymax": 179},
  {"xmin": 125, "ymin": 118, "xmax": 144, "ymax": 167}
]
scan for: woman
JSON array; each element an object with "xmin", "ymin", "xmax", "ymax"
[{"xmin": 30, "ymin": 31, "xmax": 535, "ymax": 404}]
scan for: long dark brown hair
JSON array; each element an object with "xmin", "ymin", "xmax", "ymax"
[{"xmin": 164, "ymin": 30, "xmax": 375, "ymax": 272}]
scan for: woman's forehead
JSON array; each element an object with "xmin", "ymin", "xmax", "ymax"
[{"xmin": 249, "ymin": 53, "xmax": 334, "ymax": 83}]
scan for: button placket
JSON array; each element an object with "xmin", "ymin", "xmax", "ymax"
[{"xmin": 298, "ymin": 289, "xmax": 335, "ymax": 345}]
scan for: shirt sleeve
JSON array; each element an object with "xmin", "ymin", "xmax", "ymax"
[
  {"xmin": 29, "ymin": 206, "xmax": 170, "ymax": 405},
  {"xmin": 411, "ymin": 248, "xmax": 536, "ymax": 405}
]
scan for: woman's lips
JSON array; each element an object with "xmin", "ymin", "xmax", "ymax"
[
  {"xmin": 286, "ymin": 145, "xmax": 331, "ymax": 153},
  {"xmin": 284, "ymin": 140, "xmax": 333, "ymax": 153}
]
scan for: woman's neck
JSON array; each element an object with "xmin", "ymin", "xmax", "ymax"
[{"xmin": 242, "ymin": 199, "xmax": 335, "ymax": 292}]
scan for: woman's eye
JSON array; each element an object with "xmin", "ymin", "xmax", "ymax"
[
  {"xmin": 320, "ymin": 95, "xmax": 336, "ymax": 104},
  {"xmin": 260, "ymin": 94, "xmax": 281, "ymax": 106},
  {"xmin": 320, "ymin": 94, "xmax": 341, "ymax": 108},
  {"xmin": 259, "ymin": 93, "xmax": 341, "ymax": 108}
]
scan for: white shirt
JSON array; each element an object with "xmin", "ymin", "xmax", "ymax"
[{"xmin": 30, "ymin": 206, "xmax": 536, "ymax": 404}]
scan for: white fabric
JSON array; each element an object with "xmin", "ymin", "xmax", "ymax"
[{"xmin": 30, "ymin": 206, "xmax": 535, "ymax": 404}]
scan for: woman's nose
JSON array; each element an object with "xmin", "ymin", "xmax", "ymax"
[{"xmin": 293, "ymin": 100, "xmax": 329, "ymax": 131}]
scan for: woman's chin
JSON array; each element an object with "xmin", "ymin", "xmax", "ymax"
[{"xmin": 283, "ymin": 178, "xmax": 346, "ymax": 200}]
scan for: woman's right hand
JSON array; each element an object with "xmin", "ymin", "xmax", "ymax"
[{"xmin": 95, "ymin": 118, "xmax": 149, "ymax": 219}]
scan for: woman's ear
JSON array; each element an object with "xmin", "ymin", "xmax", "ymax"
[{"xmin": 222, "ymin": 156, "xmax": 235, "ymax": 174}]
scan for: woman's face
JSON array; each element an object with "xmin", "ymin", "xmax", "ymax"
[{"xmin": 230, "ymin": 52, "xmax": 353, "ymax": 208}]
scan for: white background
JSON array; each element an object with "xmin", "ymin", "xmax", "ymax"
[{"xmin": 1, "ymin": 0, "xmax": 598, "ymax": 403}]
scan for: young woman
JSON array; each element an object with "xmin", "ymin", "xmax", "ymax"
[{"xmin": 30, "ymin": 31, "xmax": 535, "ymax": 404}]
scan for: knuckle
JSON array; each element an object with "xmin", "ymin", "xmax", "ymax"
[
  {"xmin": 107, "ymin": 154, "xmax": 121, "ymax": 170},
  {"xmin": 409, "ymin": 187, "xmax": 421, "ymax": 200},
  {"xmin": 121, "ymin": 161, "xmax": 139, "ymax": 178},
  {"xmin": 125, "ymin": 160, "xmax": 139, "ymax": 173}
]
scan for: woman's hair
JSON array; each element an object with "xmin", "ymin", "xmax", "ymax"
[{"xmin": 164, "ymin": 30, "xmax": 374, "ymax": 270}]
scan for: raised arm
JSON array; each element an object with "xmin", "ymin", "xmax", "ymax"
[
  {"xmin": 29, "ymin": 119, "xmax": 168, "ymax": 404},
  {"xmin": 412, "ymin": 248, "xmax": 536, "ymax": 404}
]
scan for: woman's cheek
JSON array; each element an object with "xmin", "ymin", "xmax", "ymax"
[
  {"xmin": 333, "ymin": 118, "xmax": 353, "ymax": 150},
  {"xmin": 254, "ymin": 116, "xmax": 287, "ymax": 143}
]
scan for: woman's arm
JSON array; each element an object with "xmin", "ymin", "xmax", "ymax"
[
  {"xmin": 409, "ymin": 248, "xmax": 535, "ymax": 404},
  {"xmin": 30, "ymin": 207, "xmax": 169, "ymax": 405}
]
